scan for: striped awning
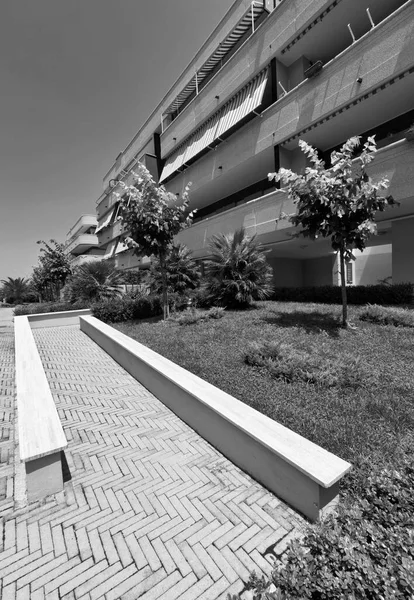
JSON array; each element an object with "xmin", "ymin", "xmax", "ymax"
[
  {"xmin": 160, "ymin": 67, "xmax": 268, "ymax": 183},
  {"xmin": 183, "ymin": 111, "xmax": 221, "ymax": 164},
  {"xmin": 165, "ymin": 2, "xmax": 268, "ymax": 115},
  {"xmin": 95, "ymin": 207, "xmax": 115, "ymax": 234},
  {"xmin": 103, "ymin": 240, "xmax": 117, "ymax": 259},
  {"xmin": 114, "ymin": 237, "xmax": 129, "ymax": 255},
  {"xmin": 215, "ymin": 68, "xmax": 268, "ymax": 139}
]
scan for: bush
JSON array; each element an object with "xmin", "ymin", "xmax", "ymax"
[
  {"xmin": 204, "ymin": 227, "xmax": 274, "ymax": 308},
  {"xmin": 13, "ymin": 301, "xmax": 90, "ymax": 316},
  {"xmin": 245, "ymin": 340, "xmax": 369, "ymax": 388},
  {"xmin": 91, "ymin": 294, "xmax": 162, "ymax": 323},
  {"xmin": 172, "ymin": 306, "xmax": 225, "ymax": 326},
  {"xmin": 244, "ymin": 452, "xmax": 414, "ymax": 600},
  {"xmin": 189, "ymin": 287, "xmax": 212, "ymax": 309},
  {"xmin": 360, "ymin": 304, "xmax": 414, "ymax": 328},
  {"xmin": 272, "ymin": 283, "xmax": 414, "ymax": 305}
]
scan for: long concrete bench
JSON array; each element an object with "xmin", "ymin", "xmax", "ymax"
[
  {"xmin": 80, "ymin": 315, "xmax": 352, "ymax": 521},
  {"xmin": 28, "ymin": 308, "xmax": 91, "ymax": 329},
  {"xmin": 14, "ymin": 316, "xmax": 68, "ymax": 502}
]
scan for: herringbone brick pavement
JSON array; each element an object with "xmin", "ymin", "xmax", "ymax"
[{"xmin": 0, "ymin": 324, "xmax": 305, "ymax": 599}]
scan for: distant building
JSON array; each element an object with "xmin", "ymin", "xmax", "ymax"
[
  {"xmin": 95, "ymin": 0, "xmax": 414, "ymax": 286},
  {"xmin": 64, "ymin": 214, "xmax": 104, "ymax": 267}
]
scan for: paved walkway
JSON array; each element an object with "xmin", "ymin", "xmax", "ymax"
[{"xmin": 0, "ymin": 323, "xmax": 304, "ymax": 600}]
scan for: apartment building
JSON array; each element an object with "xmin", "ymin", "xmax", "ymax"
[
  {"xmin": 64, "ymin": 214, "xmax": 104, "ymax": 267},
  {"xmin": 95, "ymin": 0, "xmax": 414, "ymax": 286}
]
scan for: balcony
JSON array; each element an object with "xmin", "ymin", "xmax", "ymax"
[
  {"xmin": 65, "ymin": 234, "xmax": 100, "ymax": 256},
  {"xmin": 165, "ymin": 1, "xmax": 414, "ymax": 205},
  {"xmin": 66, "ymin": 215, "xmax": 97, "ymax": 240},
  {"xmin": 176, "ymin": 139, "xmax": 414, "ymax": 259},
  {"xmin": 161, "ymin": 0, "xmax": 407, "ymax": 157},
  {"xmin": 97, "ymin": 219, "xmax": 123, "ymax": 247}
]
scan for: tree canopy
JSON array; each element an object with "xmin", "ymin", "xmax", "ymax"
[{"xmin": 268, "ymin": 136, "xmax": 397, "ymax": 327}]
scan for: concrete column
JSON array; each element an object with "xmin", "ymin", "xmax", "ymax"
[{"xmin": 392, "ymin": 218, "xmax": 414, "ymax": 283}]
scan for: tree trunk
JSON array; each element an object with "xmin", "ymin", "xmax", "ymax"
[
  {"xmin": 159, "ymin": 253, "xmax": 169, "ymax": 320},
  {"xmin": 339, "ymin": 246, "xmax": 348, "ymax": 328}
]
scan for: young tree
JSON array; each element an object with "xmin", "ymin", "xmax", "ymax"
[
  {"xmin": 268, "ymin": 136, "xmax": 397, "ymax": 327},
  {"xmin": 35, "ymin": 240, "xmax": 72, "ymax": 301},
  {"xmin": 204, "ymin": 227, "xmax": 274, "ymax": 308},
  {"xmin": 117, "ymin": 163, "xmax": 194, "ymax": 319},
  {"xmin": 147, "ymin": 243, "xmax": 200, "ymax": 295}
]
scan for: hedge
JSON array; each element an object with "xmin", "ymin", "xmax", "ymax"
[
  {"xmin": 272, "ymin": 283, "xmax": 413, "ymax": 305},
  {"xmin": 13, "ymin": 301, "xmax": 90, "ymax": 316},
  {"xmin": 91, "ymin": 294, "xmax": 163, "ymax": 323}
]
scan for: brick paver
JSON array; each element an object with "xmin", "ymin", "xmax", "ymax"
[{"xmin": 0, "ymin": 324, "xmax": 305, "ymax": 599}]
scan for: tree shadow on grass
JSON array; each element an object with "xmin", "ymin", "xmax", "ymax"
[{"xmin": 262, "ymin": 310, "xmax": 341, "ymax": 338}]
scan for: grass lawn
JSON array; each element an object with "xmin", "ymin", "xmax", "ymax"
[{"xmin": 113, "ymin": 301, "xmax": 414, "ymax": 495}]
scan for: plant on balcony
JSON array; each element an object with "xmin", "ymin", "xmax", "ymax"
[
  {"xmin": 268, "ymin": 136, "xmax": 397, "ymax": 328},
  {"xmin": 116, "ymin": 163, "xmax": 194, "ymax": 319},
  {"xmin": 204, "ymin": 227, "xmax": 274, "ymax": 308},
  {"xmin": 62, "ymin": 260, "xmax": 123, "ymax": 303},
  {"xmin": 147, "ymin": 243, "xmax": 200, "ymax": 296},
  {"xmin": 32, "ymin": 239, "xmax": 72, "ymax": 302}
]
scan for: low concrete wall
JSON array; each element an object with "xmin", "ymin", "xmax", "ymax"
[
  {"xmin": 14, "ymin": 316, "xmax": 68, "ymax": 502},
  {"xmin": 28, "ymin": 309, "xmax": 92, "ymax": 329},
  {"xmin": 80, "ymin": 315, "xmax": 351, "ymax": 521}
]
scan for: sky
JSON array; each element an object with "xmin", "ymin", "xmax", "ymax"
[{"xmin": 0, "ymin": 0, "xmax": 235, "ymax": 281}]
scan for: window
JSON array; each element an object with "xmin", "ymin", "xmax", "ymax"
[{"xmin": 346, "ymin": 261, "xmax": 353, "ymax": 285}]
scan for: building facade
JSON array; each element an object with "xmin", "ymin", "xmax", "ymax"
[
  {"xmin": 95, "ymin": 0, "xmax": 414, "ymax": 286},
  {"xmin": 64, "ymin": 214, "xmax": 104, "ymax": 267}
]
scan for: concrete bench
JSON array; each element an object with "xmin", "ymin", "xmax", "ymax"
[
  {"xmin": 14, "ymin": 316, "xmax": 68, "ymax": 502},
  {"xmin": 80, "ymin": 315, "xmax": 352, "ymax": 521},
  {"xmin": 28, "ymin": 308, "xmax": 91, "ymax": 329}
]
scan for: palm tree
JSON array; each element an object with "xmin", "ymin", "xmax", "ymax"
[
  {"xmin": 148, "ymin": 244, "xmax": 200, "ymax": 294},
  {"xmin": 63, "ymin": 261, "xmax": 123, "ymax": 303},
  {"xmin": 0, "ymin": 277, "xmax": 30, "ymax": 304},
  {"xmin": 204, "ymin": 227, "xmax": 274, "ymax": 307}
]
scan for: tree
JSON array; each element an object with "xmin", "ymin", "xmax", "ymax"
[
  {"xmin": 0, "ymin": 277, "xmax": 30, "ymax": 304},
  {"xmin": 268, "ymin": 136, "xmax": 397, "ymax": 327},
  {"xmin": 35, "ymin": 240, "xmax": 72, "ymax": 301},
  {"xmin": 62, "ymin": 261, "xmax": 123, "ymax": 303},
  {"xmin": 204, "ymin": 227, "xmax": 274, "ymax": 308},
  {"xmin": 147, "ymin": 243, "xmax": 200, "ymax": 295},
  {"xmin": 117, "ymin": 163, "xmax": 194, "ymax": 319}
]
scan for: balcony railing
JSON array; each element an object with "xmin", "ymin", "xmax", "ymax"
[{"xmin": 176, "ymin": 139, "xmax": 414, "ymax": 257}]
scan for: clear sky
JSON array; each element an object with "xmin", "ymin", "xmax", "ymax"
[{"xmin": 0, "ymin": 0, "xmax": 235, "ymax": 280}]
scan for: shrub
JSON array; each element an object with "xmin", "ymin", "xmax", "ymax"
[
  {"xmin": 62, "ymin": 261, "xmax": 123, "ymax": 303},
  {"xmin": 360, "ymin": 304, "xmax": 414, "ymax": 327},
  {"xmin": 172, "ymin": 306, "xmax": 225, "ymax": 326},
  {"xmin": 13, "ymin": 301, "xmax": 90, "ymax": 316},
  {"xmin": 245, "ymin": 340, "xmax": 368, "ymax": 388},
  {"xmin": 204, "ymin": 227, "xmax": 274, "ymax": 308},
  {"xmin": 244, "ymin": 452, "xmax": 414, "ymax": 600},
  {"xmin": 189, "ymin": 287, "xmax": 212, "ymax": 309},
  {"xmin": 272, "ymin": 283, "xmax": 413, "ymax": 305},
  {"xmin": 147, "ymin": 244, "xmax": 200, "ymax": 295},
  {"xmin": 91, "ymin": 294, "xmax": 162, "ymax": 323}
]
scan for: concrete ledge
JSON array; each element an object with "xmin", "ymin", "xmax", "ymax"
[
  {"xmin": 80, "ymin": 315, "xmax": 352, "ymax": 521},
  {"xmin": 28, "ymin": 308, "xmax": 92, "ymax": 329},
  {"xmin": 14, "ymin": 316, "xmax": 68, "ymax": 502}
]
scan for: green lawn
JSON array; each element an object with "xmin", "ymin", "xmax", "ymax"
[{"xmin": 114, "ymin": 301, "xmax": 414, "ymax": 495}]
